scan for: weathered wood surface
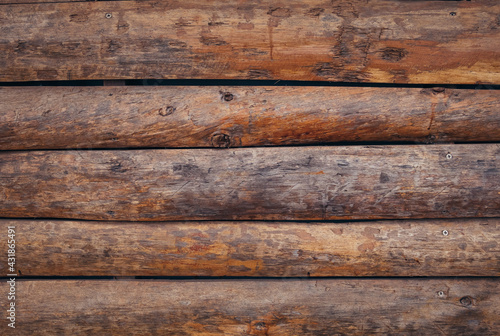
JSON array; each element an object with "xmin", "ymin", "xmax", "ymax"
[
  {"xmin": 0, "ymin": 0, "xmax": 80, "ymax": 3},
  {"xmin": 1, "ymin": 279, "xmax": 498, "ymax": 335},
  {"xmin": 1, "ymin": 219, "xmax": 498, "ymax": 277},
  {"xmin": 0, "ymin": 145, "xmax": 498, "ymax": 221},
  {"xmin": 1, "ymin": 0, "xmax": 499, "ymax": 83},
  {"xmin": 1, "ymin": 86, "xmax": 499, "ymax": 150}
]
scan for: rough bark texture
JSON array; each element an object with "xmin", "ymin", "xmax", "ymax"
[
  {"xmin": 1, "ymin": 86, "xmax": 499, "ymax": 150},
  {"xmin": 0, "ymin": 0, "xmax": 499, "ymax": 83},
  {"xmin": 0, "ymin": 279, "xmax": 499, "ymax": 335},
  {"xmin": 1, "ymin": 219, "xmax": 498, "ymax": 277},
  {"xmin": 0, "ymin": 145, "xmax": 498, "ymax": 221}
]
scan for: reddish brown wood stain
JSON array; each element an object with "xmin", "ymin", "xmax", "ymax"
[
  {"xmin": 1, "ymin": 86, "xmax": 499, "ymax": 150},
  {"xmin": 0, "ymin": 1, "xmax": 499, "ymax": 333},
  {"xmin": 1, "ymin": 219, "xmax": 498, "ymax": 277},
  {"xmin": 0, "ymin": 0, "xmax": 498, "ymax": 82}
]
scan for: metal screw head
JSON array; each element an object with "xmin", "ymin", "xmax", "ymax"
[
  {"xmin": 105, "ymin": 13, "xmax": 113, "ymax": 19},
  {"xmin": 438, "ymin": 291, "xmax": 445, "ymax": 297},
  {"xmin": 446, "ymin": 153, "xmax": 453, "ymax": 160},
  {"xmin": 442, "ymin": 230, "xmax": 449, "ymax": 236}
]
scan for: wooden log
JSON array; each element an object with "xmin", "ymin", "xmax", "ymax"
[
  {"xmin": 0, "ymin": 145, "xmax": 498, "ymax": 221},
  {"xmin": 0, "ymin": 0, "xmax": 80, "ymax": 3},
  {"xmin": 1, "ymin": 279, "xmax": 498, "ymax": 335},
  {"xmin": 0, "ymin": 0, "xmax": 499, "ymax": 83},
  {"xmin": 1, "ymin": 86, "xmax": 499, "ymax": 150},
  {"xmin": 1, "ymin": 219, "xmax": 498, "ymax": 277}
]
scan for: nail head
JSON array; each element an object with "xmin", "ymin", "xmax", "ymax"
[
  {"xmin": 442, "ymin": 230, "xmax": 449, "ymax": 236},
  {"xmin": 105, "ymin": 13, "xmax": 113, "ymax": 19}
]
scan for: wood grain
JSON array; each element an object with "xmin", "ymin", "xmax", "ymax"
[
  {"xmin": 0, "ymin": 0, "xmax": 81, "ymax": 3},
  {"xmin": 1, "ymin": 86, "xmax": 499, "ymax": 150},
  {"xmin": 1, "ymin": 219, "xmax": 498, "ymax": 277},
  {"xmin": 0, "ymin": 145, "xmax": 498, "ymax": 221},
  {"xmin": 0, "ymin": 0, "xmax": 499, "ymax": 83},
  {"xmin": 1, "ymin": 279, "xmax": 498, "ymax": 335}
]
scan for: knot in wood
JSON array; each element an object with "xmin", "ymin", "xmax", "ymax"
[
  {"xmin": 211, "ymin": 133, "xmax": 231, "ymax": 148},
  {"xmin": 254, "ymin": 322, "xmax": 266, "ymax": 330},
  {"xmin": 432, "ymin": 87, "xmax": 446, "ymax": 94},
  {"xmin": 158, "ymin": 106, "xmax": 175, "ymax": 116},
  {"xmin": 221, "ymin": 92, "xmax": 234, "ymax": 102},
  {"xmin": 460, "ymin": 296, "xmax": 473, "ymax": 307},
  {"xmin": 250, "ymin": 321, "xmax": 269, "ymax": 335},
  {"xmin": 426, "ymin": 134, "xmax": 436, "ymax": 143}
]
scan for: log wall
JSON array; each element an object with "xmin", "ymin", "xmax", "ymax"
[{"xmin": 0, "ymin": 0, "xmax": 499, "ymax": 334}]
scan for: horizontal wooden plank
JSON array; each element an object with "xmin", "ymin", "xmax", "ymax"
[
  {"xmin": 0, "ymin": 0, "xmax": 81, "ymax": 3},
  {"xmin": 0, "ymin": 0, "xmax": 499, "ymax": 83},
  {"xmin": 0, "ymin": 145, "xmax": 498, "ymax": 221},
  {"xmin": 1, "ymin": 219, "xmax": 498, "ymax": 277},
  {"xmin": 1, "ymin": 86, "xmax": 499, "ymax": 150},
  {"xmin": 1, "ymin": 279, "xmax": 498, "ymax": 335}
]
